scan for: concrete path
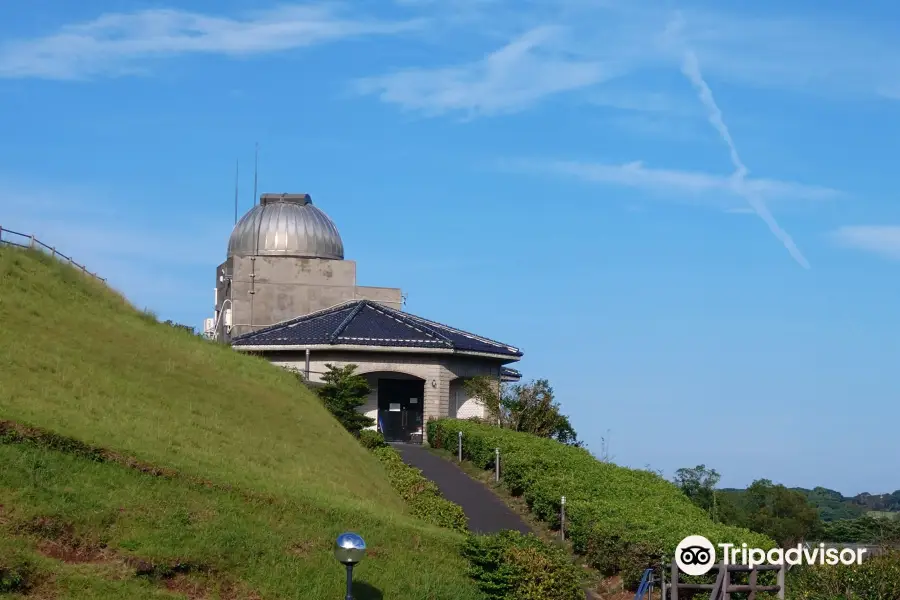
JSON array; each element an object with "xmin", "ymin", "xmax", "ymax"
[{"xmin": 392, "ymin": 443, "xmax": 531, "ymax": 535}]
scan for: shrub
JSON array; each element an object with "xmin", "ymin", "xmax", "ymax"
[
  {"xmin": 316, "ymin": 364, "xmax": 374, "ymax": 435},
  {"xmin": 788, "ymin": 550, "xmax": 900, "ymax": 600},
  {"xmin": 358, "ymin": 430, "xmax": 387, "ymax": 449},
  {"xmin": 428, "ymin": 418, "xmax": 774, "ymax": 588},
  {"xmin": 0, "ymin": 549, "xmax": 37, "ymax": 594},
  {"xmin": 371, "ymin": 446, "xmax": 468, "ymax": 533},
  {"xmin": 462, "ymin": 530, "xmax": 583, "ymax": 600}
]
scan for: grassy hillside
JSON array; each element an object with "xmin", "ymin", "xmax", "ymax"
[{"xmin": 0, "ymin": 247, "xmax": 481, "ymax": 599}]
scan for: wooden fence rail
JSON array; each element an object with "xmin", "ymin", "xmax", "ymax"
[
  {"xmin": 0, "ymin": 226, "xmax": 106, "ymax": 283},
  {"xmin": 670, "ymin": 560, "xmax": 785, "ymax": 600}
]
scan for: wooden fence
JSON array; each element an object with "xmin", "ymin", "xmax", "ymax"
[
  {"xmin": 0, "ymin": 225, "xmax": 106, "ymax": 283},
  {"xmin": 670, "ymin": 560, "xmax": 785, "ymax": 600}
]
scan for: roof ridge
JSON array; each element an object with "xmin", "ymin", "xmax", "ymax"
[
  {"xmin": 329, "ymin": 300, "xmax": 367, "ymax": 343},
  {"xmin": 401, "ymin": 311, "xmax": 520, "ymax": 353},
  {"xmin": 368, "ymin": 302, "xmax": 454, "ymax": 348}
]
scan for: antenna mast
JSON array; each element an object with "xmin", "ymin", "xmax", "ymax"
[
  {"xmin": 253, "ymin": 142, "xmax": 259, "ymax": 206},
  {"xmin": 234, "ymin": 159, "xmax": 239, "ymax": 224}
]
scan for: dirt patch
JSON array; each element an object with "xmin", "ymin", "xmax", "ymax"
[
  {"xmin": 17, "ymin": 515, "xmax": 112, "ymax": 566},
  {"xmin": 289, "ymin": 539, "xmax": 316, "ymax": 557},
  {"xmin": 589, "ymin": 575, "xmax": 638, "ymax": 600},
  {"xmin": 163, "ymin": 574, "xmax": 207, "ymax": 599},
  {"xmin": 36, "ymin": 539, "xmax": 109, "ymax": 564},
  {"xmin": 125, "ymin": 556, "xmax": 210, "ymax": 579},
  {"xmin": 163, "ymin": 574, "xmax": 263, "ymax": 600},
  {"xmin": 17, "ymin": 516, "xmax": 75, "ymax": 540}
]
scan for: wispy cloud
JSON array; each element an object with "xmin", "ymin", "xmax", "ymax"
[
  {"xmin": 831, "ymin": 226, "xmax": 900, "ymax": 261},
  {"xmin": 355, "ymin": 26, "xmax": 611, "ymax": 116},
  {"xmin": 0, "ymin": 4, "xmax": 422, "ymax": 80},
  {"xmin": 668, "ymin": 13, "xmax": 811, "ymax": 268},
  {"xmin": 507, "ymin": 159, "xmax": 839, "ymax": 210},
  {"xmin": 358, "ymin": 1, "xmax": 900, "ymax": 115}
]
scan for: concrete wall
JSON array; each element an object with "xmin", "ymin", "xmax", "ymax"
[
  {"xmin": 261, "ymin": 350, "xmax": 509, "ymax": 440},
  {"xmin": 449, "ymin": 379, "xmax": 488, "ymax": 420},
  {"xmin": 215, "ymin": 255, "xmax": 402, "ymax": 339},
  {"xmin": 356, "ymin": 285, "xmax": 404, "ymax": 307}
]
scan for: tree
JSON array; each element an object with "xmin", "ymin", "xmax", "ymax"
[
  {"xmin": 736, "ymin": 479, "xmax": 823, "ymax": 546},
  {"xmin": 824, "ymin": 514, "xmax": 900, "ymax": 545},
  {"xmin": 463, "ymin": 376, "xmax": 582, "ymax": 446},
  {"xmin": 316, "ymin": 364, "xmax": 373, "ymax": 436},
  {"xmin": 674, "ymin": 465, "xmax": 722, "ymax": 520}
]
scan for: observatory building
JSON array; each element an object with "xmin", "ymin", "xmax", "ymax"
[{"xmin": 207, "ymin": 193, "xmax": 522, "ymax": 444}]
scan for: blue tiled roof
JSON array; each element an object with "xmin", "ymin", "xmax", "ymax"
[
  {"xmin": 501, "ymin": 367, "xmax": 522, "ymax": 381},
  {"xmin": 231, "ymin": 300, "xmax": 522, "ymax": 358}
]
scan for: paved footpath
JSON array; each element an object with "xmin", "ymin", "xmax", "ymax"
[{"xmin": 393, "ymin": 443, "xmax": 531, "ymax": 535}]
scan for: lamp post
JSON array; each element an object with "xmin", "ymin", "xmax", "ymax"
[{"xmin": 334, "ymin": 532, "xmax": 367, "ymax": 600}]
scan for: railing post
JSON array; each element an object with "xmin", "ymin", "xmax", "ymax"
[
  {"xmin": 747, "ymin": 567, "xmax": 757, "ymax": 600},
  {"xmin": 723, "ymin": 562, "xmax": 731, "ymax": 600},
  {"xmin": 495, "ymin": 448, "xmax": 500, "ymax": 482},
  {"xmin": 659, "ymin": 560, "xmax": 666, "ymax": 600},
  {"xmin": 560, "ymin": 495, "xmax": 566, "ymax": 541},
  {"xmin": 305, "ymin": 348, "xmax": 310, "ymax": 380},
  {"xmin": 51, "ymin": 247, "xmax": 56, "ymax": 257},
  {"xmin": 0, "ymin": 225, "xmax": 3, "ymax": 242},
  {"xmin": 30, "ymin": 234, "xmax": 35, "ymax": 248},
  {"xmin": 671, "ymin": 558, "xmax": 678, "ymax": 600},
  {"xmin": 777, "ymin": 563, "xmax": 785, "ymax": 600},
  {"xmin": 457, "ymin": 431, "xmax": 462, "ymax": 462}
]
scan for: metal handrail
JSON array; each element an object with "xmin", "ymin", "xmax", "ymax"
[
  {"xmin": 0, "ymin": 225, "xmax": 106, "ymax": 283},
  {"xmin": 633, "ymin": 568, "xmax": 654, "ymax": 600}
]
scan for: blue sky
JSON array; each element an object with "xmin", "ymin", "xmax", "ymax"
[{"xmin": 2, "ymin": 0, "xmax": 899, "ymax": 496}]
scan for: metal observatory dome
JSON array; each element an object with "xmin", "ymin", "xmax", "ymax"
[{"xmin": 227, "ymin": 193, "xmax": 344, "ymax": 260}]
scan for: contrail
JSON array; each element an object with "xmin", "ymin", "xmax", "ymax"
[{"xmin": 672, "ymin": 18, "xmax": 810, "ymax": 268}]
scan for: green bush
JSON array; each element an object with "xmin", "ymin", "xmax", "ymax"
[
  {"xmin": 0, "ymin": 548, "xmax": 37, "ymax": 594},
  {"xmin": 428, "ymin": 418, "xmax": 774, "ymax": 588},
  {"xmin": 358, "ymin": 429, "xmax": 387, "ymax": 449},
  {"xmin": 788, "ymin": 550, "xmax": 900, "ymax": 600},
  {"xmin": 371, "ymin": 446, "xmax": 468, "ymax": 533},
  {"xmin": 462, "ymin": 530, "xmax": 583, "ymax": 600}
]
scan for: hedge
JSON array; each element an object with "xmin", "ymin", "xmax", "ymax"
[
  {"xmin": 370, "ymin": 446, "xmax": 468, "ymax": 533},
  {"xmin": 787, "ymin": 550, "xmax": 900, "ymax": 599},
  {"xmin": 428, "ymin": 418, "xmax": 774, "ymax": 588},
  {"xmin": 358, "ymin": 429, "xmax": 387, "ymax": 450},
  {"xmin": 462, "ymin": 530, "xmax": 583, "ymax": 600}
]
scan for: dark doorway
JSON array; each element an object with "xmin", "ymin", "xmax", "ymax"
[{"xmin": 377, "ymin": 378, "xmax": 425, "ymax": 443}]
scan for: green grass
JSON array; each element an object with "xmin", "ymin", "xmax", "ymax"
[{"xmin": 0, "ymin": 247, "xmax": 481, "ymax": 599}]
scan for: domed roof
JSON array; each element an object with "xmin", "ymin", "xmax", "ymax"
[{"xmin": 227, "ymin": 193, "xmax": 344, "ymax": 260}]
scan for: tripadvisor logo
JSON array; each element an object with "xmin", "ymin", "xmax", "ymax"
[{"xmin": 675, "ymin": 535, "xmax": 867, "ymax": 576}]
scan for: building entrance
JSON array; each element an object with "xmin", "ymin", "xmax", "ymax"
[{"xmin": 377, "ymin": 378, "xmax": 425, "ymax": 443}]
